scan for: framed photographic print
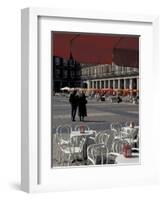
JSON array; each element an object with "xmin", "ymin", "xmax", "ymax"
[
  {"xmin": 51, "ymin": 32, "xmax": 140, "ymax": 167},
  {"xmin": 21, "ymin": 8, "xmax": 159, "ymax": 193}
]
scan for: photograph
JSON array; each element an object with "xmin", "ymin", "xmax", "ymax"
[{"xmin": 51, "ymin": 32, "xmax": 139, "ymax": 167}]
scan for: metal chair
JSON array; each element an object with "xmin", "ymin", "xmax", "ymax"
[
  {"xmin": 87, "ymin": 144, "xmax": 108, "ymax": 165},
  {"xmin": 104, "ymin": 131, "xmax": 116, "ymax": 152},
  {"xmin": 125, "ymin": 121, "xmax": 131, "ymax": 127},
  {"xmin": 55, "ymin": 125, "xmax": 72, "ymax": 165},
  {"xmin": 112, "ymin": 138, "xmax": 129, "ymax": 154},
  {"xmin": 56, "ymin": 124, "xmax": 72, "ymax": 142},
  {"xmin": 87, "ymin": 131, "xmax": 119, "ymax": 165},
  {"xmin": 110, "ymin": 123, "xmax": 122, "ymax": 138},
  {"xmin": 120, "ymin": 128, "xmax": 139, "ymax": 155},
  {"xmin": 130, "ymin": 128, "xmax": 139, "ymax": 148},
  {"xmin": 70, "ymin": 135, "xmax": 86, "ymax": 165},
  {"xmin": 60, "ymin": 135, "xmax": 86, "ymax": 166},
  {"xmin": 94, "ymin": 132, "xmax": 106, "ymax": 144},
  {"xmin": 87, "ymin": 143, "xmax": 118, "ymax": 165},
  {"xmin": 122, "ymin": 127, "xmax": 139, "ymax": 145},
  {"xmin": 94, "ymin": 130, "xmax": 116, "ymax": 153}
]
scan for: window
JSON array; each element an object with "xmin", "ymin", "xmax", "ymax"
[
  {"xmin": 69, "ymin": 59, "xmax": 75, "ymax": 66},
  {"xmin": 70, "ymin": 71, "xmax": 75, "ymax": 77},
  {"xmin": 63, "ymin": 70, "xmax": 68, "ymax": 78},
  {"xmin": 55, "ymin": 57, "xmax": 60, "ymax": 65},
  {"xmin": 63, "ymin": 59, "xmax": 68, "ymax": 66},
  {"xmin": 55, "ymin": 69, "xmax": 60, "ymax": 78}
]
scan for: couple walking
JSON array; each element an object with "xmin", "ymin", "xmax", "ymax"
[{"xmin": 69, "ymin": 90, "xmax": 87, "ymax": 121}]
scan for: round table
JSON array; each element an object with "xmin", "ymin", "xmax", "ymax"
[
  {"xmin": 121, "ymin": 126, "xmax": 139, "ymax": 134},
  {"xmin": 71, "ymin": 130, "xmax": 96, "ymax": 137}
]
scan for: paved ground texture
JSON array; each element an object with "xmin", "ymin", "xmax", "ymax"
[{"xmin": 52, "ymin": 95, "xmax": 139, "ymax": 133}]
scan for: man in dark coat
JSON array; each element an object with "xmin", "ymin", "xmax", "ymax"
[{"xmin": 69, "ymin": 90, "xmax": 79, "ymax": 121}]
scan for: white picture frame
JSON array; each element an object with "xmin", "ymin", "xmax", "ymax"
[{"xmin": 21, "ymin": 7, "xmax": 159, "ymax": 193}]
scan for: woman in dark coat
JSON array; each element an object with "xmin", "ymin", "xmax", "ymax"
[{"xmin": 78, "ymin": 91, "xmax": 87, "ymax": 121}]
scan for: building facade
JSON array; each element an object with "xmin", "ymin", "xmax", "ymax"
[
  {"xmin": 53, "ymin": 56, "xmax": 139, "ymax": 94},
  {"xmin": 81, "ymin": 63, "xmax": 139, "ymax": 92},
  {"xmin": 53, "ymin": 56, "xmax": 82, "ymax": 92}
]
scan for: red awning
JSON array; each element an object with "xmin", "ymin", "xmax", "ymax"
[{"xmin": 53, "ymin": 32, "xmax": 139, "ymax": 67}]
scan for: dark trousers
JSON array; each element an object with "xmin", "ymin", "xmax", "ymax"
[{"xmin": 71, "ymin": 105, "xmax": 78, "ymax": 120}]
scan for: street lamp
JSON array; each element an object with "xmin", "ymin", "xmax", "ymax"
[{"xmin": 69, "ymin": 34, "xmax": 80, "ymax": 62}]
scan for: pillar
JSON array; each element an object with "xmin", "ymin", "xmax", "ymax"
[
  {"xmin": 118, "ymin": 79, "xmax": 120, "ymax": 89},
  {"xmin": 137, "ymin": 78, "xmax": 139, "ymax": 90},
  {"xmin": 104, "ymin": 80, "xmax": 106, "ymax": 88},
  {"xmin": 113, "ymin": 79, "xmax": 115, "ymax": 89},
  {"xmin": 87, "ymin": 80, "xmax": 90, "ymax": 89},
  {"xmin": 99, "ymin": 80, "xmax": 102, "ymax": 89},
  {"xmin": 129, "ymin": 79, "xmax": 133, "ymax": 89},
  {"xmin": 124, "ymin": 79, "xmax": 126, "ymax": 89},
  {"xmin": 137, "ymin": 78, "xmax": 139, "ymax": 96},
  {"xmin": 108, "ymin": 80, "xmax": 110, "ymax": 88}
]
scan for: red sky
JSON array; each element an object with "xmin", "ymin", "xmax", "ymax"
[{"xmin": 52, "ymin": 32, "xmax": 139, "ymax": 66}]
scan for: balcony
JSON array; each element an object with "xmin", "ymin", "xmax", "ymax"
[{"xmin": 81, "ymin": 70, "xmax": 139, "ymax": 80}]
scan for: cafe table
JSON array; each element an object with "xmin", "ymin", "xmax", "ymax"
[
  {"xmin": 71, "ymin": 130, "xmax": 96, "ymax": 137},
  {"xmin": 120, "ymin": 126, "xmax": 139, "ymax": 140},
  {"xmin": 121, "ymin": 126, "xmax": 139, "ymax": 134}
]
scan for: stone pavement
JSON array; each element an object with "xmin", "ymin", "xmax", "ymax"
[{"xmin": 52, "ymin": 95, "xmax": 139, "ymax": 133}]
